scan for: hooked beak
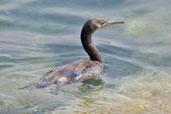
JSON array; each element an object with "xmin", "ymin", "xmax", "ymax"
[{"xmin": 101, "ymin": 20, "xmax": 124, "ymax": 28}]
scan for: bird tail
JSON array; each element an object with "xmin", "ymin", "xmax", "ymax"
[{"xmin": 36, "ymin": 79, "xmax": 54, "ymax": 88}]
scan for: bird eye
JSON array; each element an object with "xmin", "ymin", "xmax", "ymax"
[{"xmin": 101, "ymin": 21, "xmax": 106, "ymax": 25}]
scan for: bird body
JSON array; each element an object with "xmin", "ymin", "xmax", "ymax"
[
  {"xmin": 37, "ymin": 60, "xmax": 103, "ymax": 88},
  {"xmin": 37, "ymin": 18, "xmax": 124, "ymax": 88}
]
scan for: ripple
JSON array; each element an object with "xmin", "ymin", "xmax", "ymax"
[{"xmin": 0, "ymin": 0, "xmax": 171, "ymax": 113}]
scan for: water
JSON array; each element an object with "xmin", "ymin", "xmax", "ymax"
[{"xmin": 0, "ymin": 0, "xmax": 171, "ymax": 113}]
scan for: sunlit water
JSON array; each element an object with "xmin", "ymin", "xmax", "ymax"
[{"xmin": 0, "ymin": 0, "xmax": 171, "ymax": 114}]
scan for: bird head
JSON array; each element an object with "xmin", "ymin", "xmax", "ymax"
[{"xmin": 83, "ymin": 18, "xmax": 124, "ymax": 33}]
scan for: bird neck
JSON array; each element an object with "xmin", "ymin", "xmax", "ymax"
[{"xmin": 81, "ymin": 27, "xmax": 102, "ymax": 63}]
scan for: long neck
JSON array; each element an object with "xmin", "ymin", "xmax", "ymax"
[{"xmin": 81, "ymin": 27, "xmax": 102, "ymax": 63}]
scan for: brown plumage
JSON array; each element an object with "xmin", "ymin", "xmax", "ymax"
[
  {"xmin": 37, "ymin": 18, "xmax": 124, "ymax": 88},
  {"xmin": 43, "ymin": 60, "xmax": 101, "ymax": 83}
]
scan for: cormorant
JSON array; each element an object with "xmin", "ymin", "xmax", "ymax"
[{"xmin": 37, "ymin": 18, "xmax": 124, "ymax": 88}]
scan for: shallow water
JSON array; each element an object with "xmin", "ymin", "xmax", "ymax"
[{"xmin": 0, "ymin": 0, "xmax": 171, "ymax": 113}]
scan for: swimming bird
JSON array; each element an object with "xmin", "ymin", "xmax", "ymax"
[{"xmin": 37, "ymin": 18, "xmax": 124, "ymax": 88}]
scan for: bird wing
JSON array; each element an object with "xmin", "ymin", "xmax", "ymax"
[{"xmin": 37, "ymin": 60, "xmax": 102, "ymax": 88}]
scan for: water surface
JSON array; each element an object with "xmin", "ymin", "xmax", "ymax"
[{"xmin": 0, "ymin": 0, "xmax": 171, "ymax": 113}]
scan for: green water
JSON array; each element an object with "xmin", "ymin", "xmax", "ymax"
[{"xmin": 0, "ymin": 0, "xmax": 171, "ymax": 113}]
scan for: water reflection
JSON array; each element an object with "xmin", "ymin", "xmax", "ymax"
[
  {"xmin": 74, "ymin": 70, "xmax": 171, "ymax": 114},
  {"xmin": 79, "ymin": 77, "xmax": 104, "ymax": 93}
]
